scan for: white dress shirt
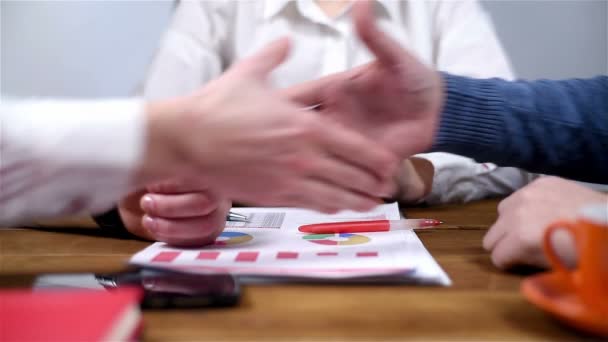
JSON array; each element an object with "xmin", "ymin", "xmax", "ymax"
[
  {"xmin": 0, "ymin": 99, "xmax": 144, "ymax": 225},
  {"xmin": 142, "ymin": 0, "xmax": 537, "ymax": 204}
]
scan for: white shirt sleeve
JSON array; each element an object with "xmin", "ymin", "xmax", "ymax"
[
  {"xmin": 0, "ymin": 98, "xmax": 145, "ymax": 225},
  {"xmin": 411, "ymin": 0, "xmax": 538, "ymax": 204},
  {"xmin": 141, "ymin": 1, "xmax": 231, "ymax": 99}
]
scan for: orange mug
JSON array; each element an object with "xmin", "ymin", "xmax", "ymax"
[{"xmin": 543, "ymin": 204, "xmax": 608, "ymax": 312}]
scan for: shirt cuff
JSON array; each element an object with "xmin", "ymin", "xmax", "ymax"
[
  {"xmin": 431, "ymin": 73, "xmax": 506, "ymax": 159},
  {"xmin": 2, "ymin": 98, "xmax": 146, "ymax": 220},
  {"xmin": 412, "ymin": 152, "xmax": 465, "ymax": 204}
]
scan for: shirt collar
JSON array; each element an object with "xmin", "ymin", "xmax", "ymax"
[
  {"xmin": 263, "ymin": 0, "xmax": 398, "ymax": 21},
  {"xmin": 375, "ymin": 0, "xmax": 399, "ymax": 21},
  {"xmin": 263, "ymin": 0, "xmax": 292, "ymax": 20}
]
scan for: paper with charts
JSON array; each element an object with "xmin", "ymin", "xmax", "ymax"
[{"xmin": 130, "ymin": 203, "xmax": 450, "ymax": 285}]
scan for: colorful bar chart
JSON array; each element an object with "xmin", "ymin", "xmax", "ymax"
[
  {"xmin": 197, "ymin": 251, "xmax": 220, "ymax": 260},
  {"xmin": 150, "ymin": 250, "xmax": 379, "ymax": 263},
  {"xmin": 276, "ymin": 252, "xmax": 298, "ymax": 259},
  {"xmin": 151, "ymin": 251, "xmax": 180, "ymax": 262},
  {"xmin": 235, "ymin": 252, "xmax": 259, "ymax": 262}
]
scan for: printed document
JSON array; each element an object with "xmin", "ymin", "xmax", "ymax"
[{"xmin": 130, "ymin": 203, "xmax": 450, "ymax": 285}]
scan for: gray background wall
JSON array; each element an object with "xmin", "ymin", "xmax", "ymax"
[
  {"xmin": 2, "ymin": 0, "xmax": 607, "ymax": 98},
  {"xmin": 482, "ymin": 0, "xmax": 607, "ymax": 79}
]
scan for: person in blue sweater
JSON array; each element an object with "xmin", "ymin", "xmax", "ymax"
[{"xmin": 286, "ymin": 1, "xmax": 607, "ymax": 270}]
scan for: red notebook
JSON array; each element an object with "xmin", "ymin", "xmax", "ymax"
[{"xmin": 0, "ymin": 287, "xmax": 143, "ymax": 342}]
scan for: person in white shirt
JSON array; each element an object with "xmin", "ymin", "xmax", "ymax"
[
  {"xmin": 116, "ymin": 0, "xmax": 537, "ymax": 244},
  {"xmin": 1, "ymin": 39, "xmax": 398, "ymax": 243}
]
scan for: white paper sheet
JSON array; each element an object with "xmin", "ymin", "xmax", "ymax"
[{"xmin": 130, "ymin": 203, "xmax": 450, "ymax": 285}]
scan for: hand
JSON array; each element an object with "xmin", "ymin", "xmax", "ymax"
[
  {"xmin": 283, "ymin": 1, "xmax": 443, "ymax": 159},
  {"xmin": 483, "ymin": 177, "xmax": 607, "ymax": 270},
  {"xmin": 141, "ymin": 37, "xmax": 399, "ymax": 213},
  {"xmin": 118, "ymin": 179, "xmax": 229, "ymax": 247}
]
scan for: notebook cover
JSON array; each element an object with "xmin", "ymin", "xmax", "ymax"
[{"xmin": 0, "ymin": 287, "xmax": 143, "ymax": 342}]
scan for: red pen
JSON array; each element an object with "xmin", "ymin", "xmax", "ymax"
[{"xmin": 298, "ymin": 219, "xmax": 443, "ymax": 234}]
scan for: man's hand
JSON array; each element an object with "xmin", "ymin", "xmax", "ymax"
[
  {"xmin": 119, "ymin": 179, "xmax": 229, "ymax": 247},
  {"xmin": 283, "ymin": 1, "xmax": 443, "ymax": 160},
  {"xmin": 483, "ymin": 177, "xmax": 607, "ymax": 270},
  {"xmin": 142, "ymin": 37, "xmax": 399, "ymax": 213}
]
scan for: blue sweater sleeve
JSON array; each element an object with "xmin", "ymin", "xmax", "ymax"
[{"xmin": 432, "ymin": 74, "xmax": 608, "ymax": 183}]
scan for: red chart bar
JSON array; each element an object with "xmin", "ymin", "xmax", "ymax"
[
  {"xmin": 151, "ymin": 251, "xmax": 180, "ymax": 262},
  {"xmin": 356, "ymin": 252, "xmax": 378, "ymax": 257},
  {"xmin": 276, "ymin": 252, "xmax": 298, "ymax": 259},
  {"xmin": 317, "ymin": 252, "xmax": 338, "ymax": 256},
  {"xmin": 197, "ymin": 251, "xmax": 220, "ymax": 260},
  {"xmin": 235, "ymin": 252, "xmax": 259, "ymax": 262}
]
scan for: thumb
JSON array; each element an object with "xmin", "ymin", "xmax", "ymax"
[
  {"xmin": 234, "ymin": 37, "xmax": 291, "ymax": 78},
  {"xmin": 352, "ymin": 1, "xmax": 409, "ymax": 67}
]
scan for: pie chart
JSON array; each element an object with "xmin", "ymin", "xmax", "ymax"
[
  {"xmin": 303, "ymin": 233, "xmax": 370, "ymax": 245},
  {"xmin": 214, "ymin": 231, "xmax": 253, "ymax": 246}
]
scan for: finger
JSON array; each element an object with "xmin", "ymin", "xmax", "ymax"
[
  {"xmin": 352, "ymin": 1, "xmax": 410, "ymax": 67},
  {"xmin": 319, "ymin": 119, "xmax": 398, "ymax": 185},
  {"xmin": 140, "ymin": 192, "xmax": 218, "ymax": 218},
  {"xmin": 279, "ymin": 65, "xmax": 366, "ymax": 106},
  {"xmin": 235, "ymin": 37, "xmax": 291, "ymax": 78},
  {"xmin": 489, "ymin": 232, "xmax": 546, "ymax": 270},
  {"xmin": 279, "ymin": 78, "xmax": 328, "ymax": 107},
  {"xmin": 323, "ymin": 79, "xmax": 359, "ymax": 118},
  {"xmin": 121, "ymin": 213, "xmax": 156, "ymax": 241},
  {"xmin": 146, "ymin": 178, "xmax": 209, "ymax": 194},
  {"xmin": 489, "ymin": 233, "xmax": 523, "ymax": 269},
  {"xmin": 312, "ymin": 154, "xmax": 396, "ymax": 199},
  {"xmin": 482, "ymin": 219, "xmax": 508, "ymax": 251},
  {"xmin": 280, "ymin": 72, "xmax": 344, "ymax": 106},
  {"xmin": 143, "ymin": 201, "xmax": 230, "ymax": 247},
  {"xmin": 118, "ymin": 190, "xmax": 156, "ymax": 240},
  {"xmin": 281, "ymin": 179, "xmax": 382, "ymax": 213}
]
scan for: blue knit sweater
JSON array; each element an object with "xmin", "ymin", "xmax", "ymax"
[{"xmin": 433, "ymin": 75, "xmax": 608, "ymax": 183}]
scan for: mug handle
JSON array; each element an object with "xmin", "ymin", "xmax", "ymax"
[{"xmin": 543, "ymin": 220, "xmax": 581, "ymax": 274}]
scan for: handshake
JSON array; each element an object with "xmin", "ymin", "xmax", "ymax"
[{"xmin": 126, "ymin": 2, "xmax": 443, "ymax": 246}]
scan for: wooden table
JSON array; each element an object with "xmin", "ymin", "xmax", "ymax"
[{"xmin": 0, "ymin": 199, "xmax": 590, "ymax": 341}]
